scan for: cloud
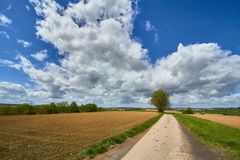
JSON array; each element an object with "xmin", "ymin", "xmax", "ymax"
[
  {"xmin": 0, "ymin": 14, "xmax": 12, "ymax": 26},
  {"xmin": 145, "ymin": 20, "xmax": 159, "ymax": 43},
  {"xmin": 7, "ymin": 5, "xmax": 12, "ymax": 10},
  {"xmin": 145, "ymin": 20, "xmax": 154, "ymax": 31},
  {"xmin": 26, "ymin": 5, "xmax": 30, "ymax": 11},
  {"xmin": 4, "ymin": 42, "xmax": 240, "ymax": 107},
  {"xmin": 154, "ymin": 32, "xmax": 159, "ymax": 43},
  {"xmin": 31, "ymin": 50, "xmax": 48, "ymax": 61},
  {"xmin": 17, "ymin": 39, "xmax": 32, "ymax": 48},
  {"xmin": 0, "ymin": 31, "xmax": 10, "ymax": 39},
  {"xmin": 0, "ymin": 81, "xmax": 53, "ymax": 104},
  {"xmin": 0, "ymin": 59, "xmax": 20, "ymax": 69},
  {"xmin": 0, "ymin": 82, "xmax": 27, "ymax": 103},
  {"xmin": 1, "ymin": 0, "xmax": 240, "ymax": 107},
  {"xmin": 152, "ymin": 43, "xmax": 240, "ymax": 107}
]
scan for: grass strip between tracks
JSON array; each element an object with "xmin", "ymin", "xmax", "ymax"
[
  {"xmin": 175, "ymin": 114, "xmax": 240, "ymax": 158},
  {"xmin": 76, "ymin": 113, "xmax": 163, "ymax": 160}
]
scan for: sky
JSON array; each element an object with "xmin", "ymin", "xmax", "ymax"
[{"xmin": 0, "ymin": 0, "xmax": 240, "ymax": 108}]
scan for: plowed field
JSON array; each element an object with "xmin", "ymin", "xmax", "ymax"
[
  {"xmin": 192, "ymin": 114, "xmax": 240, "ymax": 128},
  {"xmin": 0, "ymin": 111, "xmax": 157, "ymax": 160}
]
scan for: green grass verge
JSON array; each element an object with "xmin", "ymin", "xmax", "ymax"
[
  {"xmin": 174, "ymin": 114, "xmax": 240, "ymax": 158},
  {"xmin": 76, "ymin": 113, "xmax": 163, "ymax": 160}
]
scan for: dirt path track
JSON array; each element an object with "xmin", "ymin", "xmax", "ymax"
[{"xmin": 122, "ymin": 114, "xmax": 217, "ymax": 160}]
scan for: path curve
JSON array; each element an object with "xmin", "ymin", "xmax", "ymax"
[{"xmin": 121, "ymin": 114, "xmax": 217, "ymax": 160}]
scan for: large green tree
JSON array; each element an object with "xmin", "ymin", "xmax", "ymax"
[{"xmin": 150, "ymin": 89, "xmax": 170, "ymax": 112}]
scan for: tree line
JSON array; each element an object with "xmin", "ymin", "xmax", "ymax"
[{"xmin": 0, "ymin": 102, "xmax": 105, "ymax": 115}]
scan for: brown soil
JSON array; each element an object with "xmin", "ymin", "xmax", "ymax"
[
  {"xmin": 192, "ymin": 114, "xmax": 240, "ymax": 128},
  {"xmin": 0, "ymin": 111, "xmax": 157, "ymax": 160}
]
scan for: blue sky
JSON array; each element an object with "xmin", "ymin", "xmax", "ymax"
[
  {"xmin": 133, "ymin": 0, "xmax": 240, "ymax": 62},
  {"xmin": 0, "ymin": 0, "xmax": 240, "ymax": 107}
]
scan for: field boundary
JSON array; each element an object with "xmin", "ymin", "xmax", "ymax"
[
  {"xmin": 76, "ymin": 113, "xmax": 163, "ymax": 160},
  {"xmin": 174, "ymin": 114, "xmax": 240, "ymax": 158},
  {"xmin": 191, "ymin": 114, "xmax": 240, "ymax": 128}
]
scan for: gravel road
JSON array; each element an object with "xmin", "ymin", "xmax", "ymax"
[{"xmin": 121, "ymin": 114, "xmax": 218, "ymax": 160}]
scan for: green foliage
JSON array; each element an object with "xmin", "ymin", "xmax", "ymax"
[
  {"xmin": 79, "ymin": 103, "xmax": 97, "ymax": 112},
  {"xmin": 56, "ymin": 102, "xmax": 69, "ymax": 113},
  {"xmin": 182, "ymin": 107, "xmax": 194, "ymax": 114},
  {"xmin": 0, "ymin": 102, "xmax": 104, "ymax": 115},
  {"xmin": 49, "ymin": 103, "xmax": 58, "ymax": 114},
  {"xmin": 0, "ymin": 106, "xmax": 10, "ymax": 115},
  {"xmin": 33, "ymin": 105, "xmax": 50, "ymax": 114},
  {"xmin": 21, "ymin": 104, "xmax": 35, "ymax": 115},
  {"xmin": 175, "ymin": 114, "xmax": 240, "ymax": 158},
  {"xmin": 97, "ymin": 107, "xmax": 106, "ymax": 112},
  {"xmin": 150, "ymin": 89, "xmax": 169, "ymax": 112},
  {"xmin": 203, "ymin": 108, "xmax": 240, "ymax": 116},
  {"xmin": 110, "ymin": 134, "xmax": 127, "ymax": 144},
  {"xmin": 69, "ymin": 101, "xmax": 79, "ymax": 112},
  {"xmin": 0, "ymin": 104, "xmax": 35, "ymax": 115},
  {"xmin": 76, "ymin": 113, "xmax": 163, "ymax": 160}
]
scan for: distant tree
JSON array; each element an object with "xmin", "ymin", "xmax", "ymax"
[
  {"xmin": 150, "ymin": 89, "xmax": 170, "ymax": 112},
  {"xmin": 79, "ymin": 103, "xmax": 98, "ymax": 112},
  {"xmin": 17, "ymin": 103, "xmax": 35, "ymax": 115},
  {"xmin": 183, "ymin": 107, "xmax": 194, "ymax": 114},
  {"xmin": 97, "ymin": 107, "xmax": 106, "ymax": 112},
  {"xmin": 0, "ymin": 106, "xmax": 11, "ymax": 115},
  {"xmin": 56, "ymin": 102, "xmax": 68, "ymax": 107},
  {"xmin": 49, "ymin": 102, "xmax": 58, "ymax": 114},
  {"xmin": 69, "ymin": 101, "xmax": 79, "ymax": 112},
  {"xmin": 34, "ymin": 105, "xmax": 49, "ymax": 114},
  {"xmin": 55, "ymin": 102, "xmax": 68, "ymax": 113}
]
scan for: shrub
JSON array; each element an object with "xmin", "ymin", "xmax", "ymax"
[{"xmin": 182, "ymin": 107, "xmax": 194, "ymax": 114}]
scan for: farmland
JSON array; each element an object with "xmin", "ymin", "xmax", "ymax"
[
  {"xmin": 192, "ymin": 114, "xmax": 240, "ymax": 128},
  {"xmin": 0, "ymin": 111, "xmax": 157, "ymax": 160},
  {"xmin": 175, "ymin": 114, "xmax": 240, "ymax": 158},
  {"xmin": 202, "ymin": 108, "xmax": 240, "ymax": 116}
]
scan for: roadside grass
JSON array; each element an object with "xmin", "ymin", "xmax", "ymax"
[
  {"xmin": 175, "ymin": 114, "xmax": 240, "ymax": 158},
  {"xmin": 76, "ymin": 113, "xmax": 163, "ymax": 160}
]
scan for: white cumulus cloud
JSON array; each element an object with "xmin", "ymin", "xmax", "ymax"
[
  {"xmin": 7, "ymin": 5, "xmax": 12, "ymax": 10},
  {"xmin": 145, "ymin": 20, "xmax": 159, "ymax": 43},
  {"xmin": 0, "ymin": 82, "xmax": 27, "ymax": 103},
  {"xmin": 0, "ymin": 14, "xmax": 12, "ymax": 26},
  {"xmin": 0, "ymin": 59, "xmax": 20, "ymax": 69},
  {"xmin": 0, "ymin": 31, "xmax": 10, "ymax": 39},
  {"xmin": 145, "ymin": 20, "xmax": 154, "ymax": 31},
  {"xmin": 17, "ymin": 39, "xmax": 32, "ymax": 48},
  {"xmin": 31, "ymin": 50, "xmax": 48, "ymax": 61},
  {"xmin": 0, "ymin": 0, "xmax": 240, "ymax": 107},
  {"xmin": 26, "ymin": 5, "xmax": 30, "ymax": 11}
]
